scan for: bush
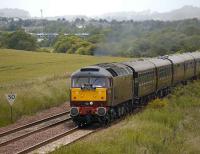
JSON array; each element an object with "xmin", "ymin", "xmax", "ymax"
[
  {"xmin": 36, "ymin": 48, "xmax": 51, "ymax": 53},
  {"xmin": 3, "ymin": 30, "xmax": 38, "ymax": 51},
  {"xmin": 53, "ymin": 35, "xmax": 96, "ymax": 55},
  {"xmin": 148, "ymin": 99, "xmax": 169, "ymax": 109}
]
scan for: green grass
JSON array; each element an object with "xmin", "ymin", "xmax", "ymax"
[
  {"xmin": 51, "ymin": 81, "xmax": 200, "ymax": 154},
  {"xmin": 0, "ymin": 49, "xmax": 129, "ymax": 127},
  {"xmin": 0, "ymin": 49, "xmax": 128, "ymax": 84}
]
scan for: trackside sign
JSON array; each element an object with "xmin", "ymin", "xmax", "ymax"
[{"xmin": 5, "ymin": 93, "xmax": 17, "ymax": 106}]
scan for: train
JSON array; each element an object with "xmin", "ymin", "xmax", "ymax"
[{"xmin": 69, "ymin": 51, "xmax": 200, "ymax": 127}]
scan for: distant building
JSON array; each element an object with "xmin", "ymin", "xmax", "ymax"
[{"xmin": 29, "ymin": 32, "xmax": 90, "ymax": 41}]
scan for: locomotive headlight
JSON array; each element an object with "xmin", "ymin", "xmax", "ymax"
[
  {"xmin": 97, "ymin": 107, "xmax": 106, "ymax": 116},
  {"xmin": 90, "ymin": 101, "xmax": 93, "ymax": 105},
  {"xmin": 70, "ymin": 107, "xmax": 79, "ymax": 117}
]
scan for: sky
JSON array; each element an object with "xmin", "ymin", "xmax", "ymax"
[{"xmin": 0, "ymin": 0, "xmax": 200, "ymax": 17}]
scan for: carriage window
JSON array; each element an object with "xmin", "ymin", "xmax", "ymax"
[{"xmin": 72, "ymin": 77, "xmax": 109, "ymax": 88}]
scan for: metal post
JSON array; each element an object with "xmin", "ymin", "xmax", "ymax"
[{"xmin": 10, "ymin": 106, "xmax": 13, "ymax": 122}]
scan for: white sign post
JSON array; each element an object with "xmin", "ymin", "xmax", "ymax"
[{"xmin": 5, "ymin": 93, "xmax": 16, "ymax": 122}]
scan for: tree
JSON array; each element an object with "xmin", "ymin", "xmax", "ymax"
[
  {"xmin": 181, "ymin": 35, "xmax": 200, "ymax": 51},
  {"xmin": 53, "ymin": 35, "xmax": 96, "ymax": 55},
  {"xmin": 4, "ymin": 30, "xmax": 37, "ymax": 51}
]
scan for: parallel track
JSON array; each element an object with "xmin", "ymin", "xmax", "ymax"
[
  {"xmin": 16, "ymin": 127, "xmax": 78, "ymax": 154},
  {"xmin": 0, "ymin": 111, "xmax": 70, "ymax": 137},
  {"xmin": 0, "ymin": 108, "xmax": 143, "ymax": 154},
  {"xmin": 20, "ymin": 115, "xmax": 134, "ymax": 154},
  {"xmin": 0, "ymin": 111, "xmax": 71, "ymax": 147}
]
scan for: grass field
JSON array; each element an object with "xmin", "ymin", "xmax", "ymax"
[
  {"xmin": 0, "ymin": 49, "xmax": 129, "ymax": 127},
  {"xmin": 52, "ymin": 81, "xmax": 200, "ymax": 154}
]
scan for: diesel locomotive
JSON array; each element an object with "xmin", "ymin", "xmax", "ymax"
[{"xmin": 70, "ymin": 51, "xmax": 200, "ymax": 127}]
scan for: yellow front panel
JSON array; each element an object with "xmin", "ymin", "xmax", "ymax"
[{"xmin": 71, "ymin": 88, "xmax": 107, "ymax": 101}]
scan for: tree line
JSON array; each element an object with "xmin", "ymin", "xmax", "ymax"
[
  {"xmin": 0, "ymin": 30, "xmax": 96, "ymax": 55},
  {"xmin": 0, "ymin": 18, "xmax": 200, "ymax": 57}
]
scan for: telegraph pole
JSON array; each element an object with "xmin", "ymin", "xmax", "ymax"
[{"xmin": 40, "ymin": 9, "xmax": 44, "ymax": 37}]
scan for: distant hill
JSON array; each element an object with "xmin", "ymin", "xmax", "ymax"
[
  {"xmin": 100, "ymin": 5, "xmax": 200, "ymax": 21},
  {"xmin": 33, "ymin": 5, "xmax": 200, "ymax": 21},
  {"xmin": 1, "ymin": 5, "xmax": 200, "ymax": 21},
  {"xmin": 0, "ymin": 8, "xmax": 30, "ymax": 18}
]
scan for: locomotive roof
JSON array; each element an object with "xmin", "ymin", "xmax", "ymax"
[
  {"xmin": 71, "ymin": 66, "xmax": 113, "ymax": 77},
  {"xmin": 96, "ymin": 63, "xmax": 133, "ymax": 76},
  {"xmin": 148, "ymin": 58, "xmax": 171, "ymax": 67},
  {"xmin": 123, "ymin": 60, "xmax": 155, "ymax": 72},
  {"xmin": 71, "ymin": 62, "xmax": 133, "ymax": 78}
]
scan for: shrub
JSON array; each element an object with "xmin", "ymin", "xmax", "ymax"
[
  {"xmin": 37, "ymin": 48, "xmax": 51, "ymax": 53},
  {"xmin": 148, "ymin": 98, "xmax": 169, "ymax": 109},
  {"xmin": 4, "ymin": 30, "xmax": 38, "ymax": 51},
  {"xmin": 53, "ymin": 35, "xmax": 96, "ymax": 55}
]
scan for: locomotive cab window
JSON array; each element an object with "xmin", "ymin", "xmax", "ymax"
[{"xmin": 72, "ymin": 77, "xmax": 110, "ymax": 88}]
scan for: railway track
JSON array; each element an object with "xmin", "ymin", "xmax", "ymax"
[
  {"xmin": 0, "ymin": 111, "xmax": 71, "ymax": 148},
  {"xmin": 16, "ymin": 127, "xmax": 79, "ymax": 154},
  {"xmin": 0, "ymin": 111, "xmax": 70, "ymax": 137},
  {"xmin": 0, "ymin": 109, "xmax": 98, "ymax": 154},
  {"xmin": 21, "ymin": 109, "xmax": 142, "ymax": 154},
  {"xmin": 0, "ymin": 107, "xmax": 143, "ymax": 154},
  {"xmin": 26, "ymin": 114, "xmax": 137, "ymax": 154}
]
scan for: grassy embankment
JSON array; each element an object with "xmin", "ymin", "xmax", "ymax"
[
  {"xmin": 52, "ymin": 81, "xmax": 200, "ymax": 154},
  {"xmin": 0, "ymin": 49, "xmax": 128, "ymax": 127}
]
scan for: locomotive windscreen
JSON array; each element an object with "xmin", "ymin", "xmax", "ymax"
[{"xmin": 72, "ymin": 77, "xmax": 109, "ymax": 88}]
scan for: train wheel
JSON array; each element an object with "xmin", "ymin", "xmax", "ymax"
[
  {"xmin": 99, "ymin": 114, "xmax": 111, "ymax": 126},
  {"xmin": 106, "ymin": 113, "xmax": 111, "ymax": 125},
  {"xmin": 117, "ymin": 107, "xmax": 121, "ymax": 118},
  {"xmin": 110, "ymin": 108, "xmax": 116, "ymax": 121},
  {"xmin": 121, "ymin": 106, "xmax": 125, "ymax": 116}
]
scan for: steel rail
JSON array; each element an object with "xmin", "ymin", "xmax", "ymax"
[
  {"xmin": 0, "ymin": 116, "xmax": 72, "ymax": 147},
  {"xmin": 14, "ymin": 108, "xmax": 142, "ymax": 154},
  {"xmin": 0, "ymin": 111, "xmax": 70, "ymax": 137},
  {"xmin": 16, "ymin": 127, "xmax": 78, "ymax": 154}
]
